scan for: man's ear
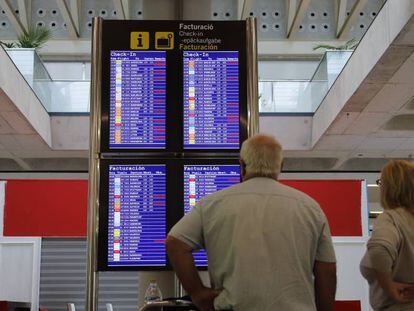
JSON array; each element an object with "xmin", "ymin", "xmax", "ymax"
[{"xmin": 239, "ymin": 159, "xmax": 246, "ymax": 179}]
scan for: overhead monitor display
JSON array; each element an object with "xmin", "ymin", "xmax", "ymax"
[
  {"xmin": 101, "ymin": 21, "xmax": 248, "ymax": 153},
  {"xmin": 183, "ymin": 164, "xmax": 241, "ymax": 266},
  {"xmin": 109, "ymin": 51, "xmax": 166, "ymax": 149},
  {"xmin": 183, "ymin": 51, "xmax": 240, "ymax": 149},
  {"xmin": 106, "ymin": 164, "xmax": 166, "ymax": 267}
]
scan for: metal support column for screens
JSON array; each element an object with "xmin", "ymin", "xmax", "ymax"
[
  {"xmin": 246, "ymin": 17, "xmax": 259, "ymax": 138},
  {"xmin": 87, "ymin": 16, "xmax": 102, "ymax": 311}
]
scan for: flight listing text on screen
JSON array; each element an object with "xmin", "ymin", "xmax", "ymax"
[
  {"xmin": 108, "ymin": 164, "xmax": 166, "ymax": 266},
  {"xmin": 183, "ymin": 51, "xmax": 240, "ymax": 149},
  {"xmin": 109, "ymin": 51, "xmax": 166, "ymax": 149},
  {"xmin": 184, "ymin": 165, "xmax": 240, "ymax": 266}
]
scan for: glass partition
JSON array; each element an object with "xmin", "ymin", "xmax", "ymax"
[
  {"xmin": 259, "ymin": 80, "xmax": 328, "ymax": 113},
  {"xmin": 5, "ymin": 47, "xmax": 90, "ymax": 113},
  {"xmin": 34, "ymin": 80, "xmax": 90, "ymax": 113},
  {"xmin": 259, "ymin": 50, "xmax": 353, "ymax": 114},
  {"xmin": 5, "ymin": 47, "xmax": 352, "ymax": 115}
]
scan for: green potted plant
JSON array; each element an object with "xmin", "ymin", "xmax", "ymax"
[
  {"xmin": 0, "ymin": 26, "xmax": 52, "ymax": 86},
  {"xmin": 0, "ymin": 26, "xmax": 51, "ymax": 49},
  {"xmin": 313, "ymin": 38, "xmax": 358, "ymax": 88},
  {"xmin": 0, "ymin": 41, "xmax": 17, "ymax": 48},
  {"xmin": 313, "ymin": 38, "xmax": 359, "ymax": 51}
]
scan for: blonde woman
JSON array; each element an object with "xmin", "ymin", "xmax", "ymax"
[{"xmin": 361, "ymin": 160, "xmax": 414, "ymax": 310}]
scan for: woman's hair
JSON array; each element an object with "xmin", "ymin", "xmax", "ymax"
[
  {"xmin": 380, "ymin": 160, "xmax": 414, "ymax": 210},
  {"xmin": 240, "ymin": 134, "xmax": 283, "ymax": 178}
]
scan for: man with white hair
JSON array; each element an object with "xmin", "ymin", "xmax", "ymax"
[{"xmin": 166, "ymin": 134, "xmax": 337, "ymax": 311}]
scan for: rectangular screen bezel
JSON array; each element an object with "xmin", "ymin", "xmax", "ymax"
[
  {"xmin": 107, "ymin": 50, "xmax": 168, "ymax": 150},
  {"xmin": 99, "ymin": 20, "xmax": 248, "ymax": 154},
  {"xmin": 98, "ymin": 158, "xmax": 179, "ymax": 271},
  {"xmin": 175, "ymin": 158, "xmax": 241, "ymax": 270},
  {"xmin": 98, "ymin": 158, "xmax": 240, "ymax": 271},
  {"xmin": 182, "ymin": 50, "xmax": 245, "ymax": 151}
]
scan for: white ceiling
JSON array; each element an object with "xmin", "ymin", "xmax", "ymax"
[
  {"xmin": 1, "ymin": 0, "xmax": 414, "ymax": 172},
  {"xmin": 303, "ymin": 14, "xmax": 414, "ymax": 170},
  {"xmin": 0, "ymin": 0, "xmax": 386, "ymax": 58}
]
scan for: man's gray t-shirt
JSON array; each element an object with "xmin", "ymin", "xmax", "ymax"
[{"xmin": 169, "ymin": 177, "xmax": 336, "ymax": 311}]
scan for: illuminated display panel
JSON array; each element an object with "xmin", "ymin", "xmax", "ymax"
[
  {"xmin": 107, "ymin": 164, "xmax": 166, "ymax": 267},
  {"xmin": 109, "ymin": 51, "xmax": 166, "ymax": 149},
  {"xmin": 183, "ymin": 164, "xmax": 240, "ymax": 266},
  {"xmin": 183, "ymin": 51, "xmax": 240, "ymax": 149}
]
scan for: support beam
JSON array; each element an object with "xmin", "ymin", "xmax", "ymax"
[
  {"xmin": 69, "ymin": 0, "xmax": 80, "ymax": 32},
  {"xmin": 112, "ymin": 0, "xmax": 130, "ymax": 19},
  {"xmin": 17, "ymin": 0, "xmax": 30, "ymax": 31},
  {"xmin": 337, "ymin": 0, "xmax": 369, "ymax": 39},
  {"xmin": 174, "ymin": 0, "xmax": 182, "ymax": 20},
  {"xmin": 112, "ymin": 0, "xmax": 124, "ymax": 19},
  {"xmin": 121, "ymin": 0, "xmax": 130, "ymax": 19},
  {"xmin": 0, "ymin": 0, "xmax": 26, "ymax": 35},
  {"xmin": 286, "ymin": 0, "xmax": 297, "ymax": 34},
  {"xmin": 14, "ymin": 158, "xmax": 32, "ymax": 170},
  {"xmin": 56, "ymin": 0, "xmax": 79, "ymax": 39},
  {"xmin": 287, "ymin": 0, "xmax": 311, "ymax": 39},
  {"xmin": 238, "ymin": 0, "xmax": 253, "ymax": 20},
  {"xmin": 335, "ymin": 0, "xmax": 348, "ymax": 37}
]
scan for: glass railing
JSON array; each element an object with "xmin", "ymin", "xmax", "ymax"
[
  {"xmin": 33, "ymin": 80, "xmax": 90, "ymax": 113},
  {"xmin": 4, "ymin": 47, "xmax": 90, "ymax": 113},
  {"xmin": 312, "ymin": 50, "xmax": 353, "ymax": 89},
  {"xmin": 4, "ymin": 46, "xmax": 352, "ymax": 115},
  {"xmin": 260, "ymin": 50, "xmax": 353, "ymax": 114},
  {"xmin": 259, "ymin": 80, "xmax": 328, "ymax": 113}
]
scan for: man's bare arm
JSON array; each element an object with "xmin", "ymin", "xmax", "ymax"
[
  {"xmin": 314, "ymin": 261, "xmax": 336, "ymax": 311},
  {"xmin": 374, "ymin": 270, "xmax": 414, "ymax": 303},
  {"xmin": 165, "ymin": 235, "xmax": 220, "ymax": 311}
]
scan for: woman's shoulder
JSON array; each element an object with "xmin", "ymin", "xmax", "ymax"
[
  {"xmin": 383, "ymin": 207, "xmax": 414, "ymax": 222},
  {"xmin": 376, "ymin": 208, "xmax": 414, "ymax": 236},
  {"xmin": 376, "ymin": 209, "xmax": 398, "ymax": 224}
]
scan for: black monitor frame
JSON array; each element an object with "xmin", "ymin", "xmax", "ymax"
[
  {"xmin": 98, "ymin": 158, "xmax": 179, "ymax": 271},
  {"xmin": 100, "ymin": 20, "xmax": 248, "ymax": 155}
]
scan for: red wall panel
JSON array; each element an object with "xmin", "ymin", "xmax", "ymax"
[
  {"xmin": 334, "ymin": 300, "xmax": 361, "ymax": 311},
  {"xmin": 281, "ymin": 180, "xmax": 363, "ymax": 236},
  {"xmin": 3, "ymin": 180, "xmax": 88, "ymax": 237},
  {"xmin": 2, "ymin": 179, "xmax": 363, "ymax": 237}
]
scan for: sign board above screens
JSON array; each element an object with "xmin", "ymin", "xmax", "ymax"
[
  {"xmin": 100, "ymin": 20, "xmax": 248, "ymax": 154},
  {"xmin": 98, "ymin": 158, "xmax": 240, "ymax": 271}
]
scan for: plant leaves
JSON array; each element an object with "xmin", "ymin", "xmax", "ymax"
[
  {"xmin": 17, "ymin": 26, "xmax": 51, "ymax": 49},
  {"xmin": 0, "ymin": 41, "xmax": 17, "ymax": 48},
  {"xmin": 313, "ymin": 38, "xmax": 359, "ymax": 51}
]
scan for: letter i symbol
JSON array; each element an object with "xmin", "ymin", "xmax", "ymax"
[{"xmin": 137, "ymin": 34, "xmax": 143, "ymax": 47}]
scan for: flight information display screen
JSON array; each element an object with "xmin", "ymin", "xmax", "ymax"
[
  {"xmin": 183, "ymin": 164, "xmax": 240, "ymax": 266},
  {"xmin": 109, "ymin": 51, "xmax": 166, "ymax": 149},
  {"xmin": 183, "ymin": 51, "xmax": 240, "ymax": 149},
  {"xmin": 107, "ymin": 164, "xmax": 166, "ymax": 267}
]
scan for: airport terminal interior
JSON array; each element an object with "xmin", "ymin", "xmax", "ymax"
[{"xmin": 0, "ymin": 0, "xmax": 413, "ymax": 310}]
